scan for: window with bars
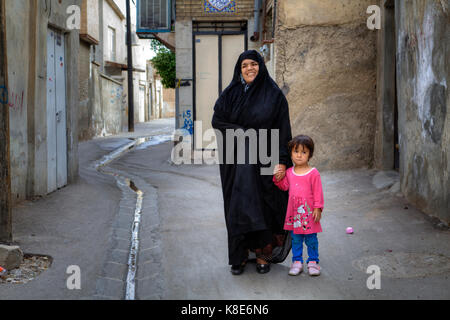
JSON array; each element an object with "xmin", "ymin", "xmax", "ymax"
[{"xmin": 137, "ymin": 0, "xmax": 171, "ymax": 33}]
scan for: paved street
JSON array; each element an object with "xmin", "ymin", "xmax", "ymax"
[{"xmin": 2, "ymin": 119, "xmax": 450, "ymax": 300}]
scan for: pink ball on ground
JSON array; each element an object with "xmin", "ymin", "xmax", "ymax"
[{"xmin": 346, "ymin": 227, "xmax": 354, "ymax": 234}]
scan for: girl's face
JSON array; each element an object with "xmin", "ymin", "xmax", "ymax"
[
  {"xmin": 291, "ymin": 144, "xmax": 310, "ymax": 167},
  {"xmin": 241, "ymin": 59, "xmax": 259, "ymax": 84}
]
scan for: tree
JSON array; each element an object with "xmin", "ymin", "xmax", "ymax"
[{"xmin": 150, "ymin": 40, "xmax": 176, "ymax": 89}]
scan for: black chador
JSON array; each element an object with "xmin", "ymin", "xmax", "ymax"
[{"xmin": 212, "ymin": 50, "xmax": 293, "ymax": 266}]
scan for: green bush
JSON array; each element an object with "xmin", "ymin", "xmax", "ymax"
[{"xmin": 150, "ymin": 40, "xmax": 176, "ymax": 89}]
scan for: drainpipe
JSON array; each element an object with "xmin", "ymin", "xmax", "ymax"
[
  {"xmin": 250, "ymin": 0, "xmax": 262, "ymax": 42},
  {"xmin": 126, "ymin": 0, "xmax": 134, "ymax": 132},
  {"xmin": 272, "ymin": 0, "xmax": 277, "ymax": 39},
  {"xmin": 262, "ymin": 0, "xmax": 267, "ymax": 40}
]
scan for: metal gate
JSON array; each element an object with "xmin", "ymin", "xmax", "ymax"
[
  {"xmin": 193, "ymin": 21, "xmax": 248, "ymax": 150},
  {"xmin": 46, "ymin": 28, "xmax": 67, "ymax": 193}
]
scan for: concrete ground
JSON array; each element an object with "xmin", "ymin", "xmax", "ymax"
[{"xmin": 2, "ymin": 118, "xmax": 450, "ymax": 300}]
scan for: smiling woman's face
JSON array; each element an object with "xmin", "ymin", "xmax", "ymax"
[{"xmin": 241, "ymin": 59, "xmax": 259, "ymax": 84}]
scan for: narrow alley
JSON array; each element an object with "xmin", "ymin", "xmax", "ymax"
[
  {"xmin": 2, "ymin": 119, "xmax": 449, "ymax": 300},
  {"xmin": 1, "ymin": 0, "xmax": 449, "ymax": 304}
]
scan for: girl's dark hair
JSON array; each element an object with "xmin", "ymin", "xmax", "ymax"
[{"xmin": 288, "ymin": 135, "xmax": 315, "ymax": 159}]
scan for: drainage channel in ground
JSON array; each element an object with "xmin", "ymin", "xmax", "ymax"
[{"xmin": 94, "ymin": 135, "xmax": 171, "ymax": 300}]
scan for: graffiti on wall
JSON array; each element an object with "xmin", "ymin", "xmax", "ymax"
[
  {"xmin": 110, "ymin": 87, "xmax": 123, "ymax": 105},
  {"xmin": 0, "ymin": 85, "xmax": 7, "ymax": 105},
  {"xmin": 0, "ymin": 85, "xmax": 24, "ymax": 113},
  {"xmin": 180, "ymin": 109, "xmax": 194, "ymax": 135},
  {"xmin": 7, "ymin": 90, "xmax": 24, "ymax": 113}
]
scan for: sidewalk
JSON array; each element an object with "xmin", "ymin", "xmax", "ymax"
[
  {"xmin": 2, "ymin": 118, "xmax": 450, "ymax": 300},
  {"xmin": 2, "ymin": 119, "xmax": 175, "ymax": 300}
]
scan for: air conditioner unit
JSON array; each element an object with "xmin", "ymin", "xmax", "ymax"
[{"xmin": 137, "ymin": 0, "xmax": 172, "ymax": 35}]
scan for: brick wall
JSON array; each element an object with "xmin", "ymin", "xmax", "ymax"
[
  {"xmin": 176, "ymin": 0, "xmax": 255, "ymax": 19},
  {"xmin": 162, "ymin": 87, "xmax": 175, "ymax": 118}
]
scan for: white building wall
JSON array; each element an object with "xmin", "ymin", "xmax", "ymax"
[{"xmin": 103, "ymin": 0, "xmax": 126, "ymax": 64}]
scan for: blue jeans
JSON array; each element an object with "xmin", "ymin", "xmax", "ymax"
[{"xmin": 291, "ymin": 232, "xmax": 319, "ymax": 264}]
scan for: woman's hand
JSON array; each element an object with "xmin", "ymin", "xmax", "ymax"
[
  {"xmin": 273, "ymin": 164, "xmax": 286, "ymax": 181},
  {"xmin": 313, "ymin": 208, "xmax": 322, "ymax": 222}
]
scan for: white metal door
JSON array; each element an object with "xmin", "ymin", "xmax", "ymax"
[
  {"xmin": 47, "ymin": 29, "xmax": 67, "ymax": 193},
  {"xmin": 194, "ymin": 34, "xmax": 245, "ymax": 149},
  {"xmin": 195, "ymin": 35, "xmax": 219, "ymax": 150},
  {"xmin": 222, "ymin": 34, "xmax": 245, "ymax": 92}
]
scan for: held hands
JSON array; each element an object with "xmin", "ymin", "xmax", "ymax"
[
  {"xmin": 273, "ymin": 164, "xmax": 287, "ymax": 182},
  {"xmin": 313, "ymin": 208, "xmax": 322, "ymax": 223}
]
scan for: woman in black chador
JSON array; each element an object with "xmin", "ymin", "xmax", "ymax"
[{"xmin": 212, "ymin": 50, "xmax": 292, "ymax": 275}]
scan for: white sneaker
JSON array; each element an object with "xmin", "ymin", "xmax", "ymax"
[
  {"xmin": 288, "ymin": 261, "xmax": 303, "ymax": 276},
  {"xmin": 307, "ymin": 261, "xmax": 321, "ymax": 276}
]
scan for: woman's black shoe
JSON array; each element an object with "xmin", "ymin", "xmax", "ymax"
[
  {"xmin": 256, "ymin": 263, "xmax": 271, "ymax": 274},
  {"xmin": 230, "ymin": 261, "xmax": 247, "ymax": 275}
]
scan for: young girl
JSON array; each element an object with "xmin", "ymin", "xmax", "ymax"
[{"xmin": 273, "ymin": 135, "xmax": 324, "ymax": 276}]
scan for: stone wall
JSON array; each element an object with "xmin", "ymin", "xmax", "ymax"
[
  {"xmin": 88, "ymin": 66, "xmax": 125, "ymax": 138},
  {"xmin": 6, "ymin": 0, "xmax": 81, "ymax": 203},
  {"xmin": 396, "ymin": 0, "xmax": 450, "ymax": 223},
  {"xmin": 78, "ymin": 42, "xmax": 92, "ymax": 141},
  {"xmin": 101, "ymin": 74, "xmax": 125, "ymax": 136},
  {"xmin": 275, "ymin": 0, "xmax": 377, "ymax": 170},
  {"xmin": 81, "ymin": 0, "xmax": 100, "ymax": 43},
  {"xmin": 6, "ymin": 0, "xmax": 30, "ymax": 203}
]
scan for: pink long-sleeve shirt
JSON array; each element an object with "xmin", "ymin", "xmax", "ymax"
[{"xmin": 273, "ymin": 167, "xmax": 324, "ymax": 234}]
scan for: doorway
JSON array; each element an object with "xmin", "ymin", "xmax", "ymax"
[
  {"xmin": 139, "ymin": 84, "xmax": 146, "ymax": 122},
  {"xmin": 376, "ymin": 0, "xmax": 399, "ymax": 171},
  {"xmin": 193, "ymin": 21, "xmax": 248, "ymax": 150},
  {"xmin": 46, "ymin": 28, "xmax": 67, "ymax": 193},
  {"xmin": 388, "ymin": 1, "xmax": 399, "ymax": 171},
  {"xmin": 149, "ymin": 86, "xmax": 153, "ymax": 119}
]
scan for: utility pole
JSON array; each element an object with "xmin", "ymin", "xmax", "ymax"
[
  {"xmin": 0, "ymin": 0, "xmax": 12, "ymax": 243},
  {"xmin": 126, "ymin": 0, "xmax": 134, "ymax": 132}
]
